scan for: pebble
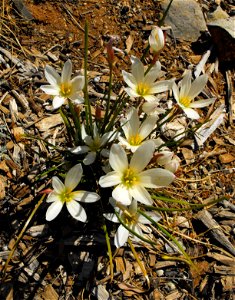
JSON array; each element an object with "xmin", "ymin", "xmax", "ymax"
[{"xmin": 160, "ymin": 0, "xmax": 207, "ymax": 42}]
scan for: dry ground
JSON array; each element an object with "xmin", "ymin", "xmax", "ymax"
[{"xmin": 0, "ymin": 0, "xmax": 234, "ymax": 299}]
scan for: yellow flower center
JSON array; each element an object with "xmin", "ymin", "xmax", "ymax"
[
  {"xmin": 89, "ymin": 138, "xmax": 101, "ymax": 151},
  {"xmin": 60, "ymin": 189, "xmax": 73, "ymax": 203},
  {"xmin": 60, "ymin": 82, "xmax": 72, "ymax": 97},
  {"xmin": 122, "ymin": 210, "xmax": 138, "ymax": 225},
  {"xmin": 128, "ymin": 134, "xmax": 143, "ymax": 146},
  {"xmin": 136, "ymin": 82, "xmax": 150, "ymax": 96},
  {"xmin": 180, "ymin": 97, "xmax": 191, "ymax": 107},
  {"xmin": 122, "ymin": 168, "xmax": 139, "ymax": 188}
]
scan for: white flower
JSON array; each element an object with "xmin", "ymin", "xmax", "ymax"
[
  {"xmin": 46, "ymin": 164, "xmax": 100, "ymax": 221},
  {"xmin": 99, "ymin": 141, "xmax": 175, "ymax": 206},
  {"xmin": 104, "ymin": 198, "xmax": 161, "ymax": 248},
  {"xmin": 40, "ymin": 60, "xmax": 85, "ymax": 109},
  {"xmin": 149, "ymin": 26, "xmax": 165, "ymax": 53},
  {"xmin": 122, "ymin": 56, "xmax": 173, "ymax": 102},
  {"xmin": 70, "ymin": 124, "xmax": 118, "ymax": 165},
  {"xmin": 119, "ymin": 107, "xmax": 158, "ymax": 152},
  {"xmin": 173, "ymin": 70, "xmax": 215, "ymax": 119}
]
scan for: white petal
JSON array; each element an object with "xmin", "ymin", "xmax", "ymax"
[
  {"xmin": 40, "ymin": 85, "xmax": 59, "ymax": 95},
  {"xmin": 139, "ymin": 168, "xmax": 175, "ymax": 187},
  {"xmin": 71, "ymin": 191, "xmax": 100, "ymax": 203},
  {"xmin": 144, "ymin": 61, "xmax": 161, "ymax": 83},
  {"xmin": 70, "ymin": 145, "xmax": 89, "ymax": 154},
  {"xmin": 124, "ymin": 87, "xmax": 140, "ymax": 98},
  {"xmin": 46, "ymin": 192, "xmax": 60, "ymax": 203},
  {"xmin": 149, "ymin": 80, "xmax": 173, "ymax": 94},
  {"xmin": 44, "ymin": 65, "xmax": 61, "ymax": 86},
  {"xmin": 130, "ymin": 185, "xmax": 153, "ymax": 205},
  {"xmin": 183, "ymin": 107, "xmax": 200, "ymax": 119},
  {"xmin": 46, "ymin": 201, "xmax": 63, "ymax": 221},
  {"xmin": 190, "ymin": 98, "xmax": 215, "ymax": 108},
  {"xmin": 149, "ymin": 26, "xmax": 165, "ymax": 53},
  {"xmin": 71, "ymin": 75, "xmax": 85, "ymax": 91},
  {"xmin": 130, "ymin": 141, "xmax": 155, "ymax": 172},
  {"xmin": 112, "ymin": 185, "xmax": 132, "ymax": 205},
  {"xmin": 52, "ymin": 177, "xmax": 65, "ymax": 193},
  {"xmin": 131, "ymin": 56, "xmax": 144, "ymax": 83},
  {"xmin": 179, "ymin": 70, "xmax": 192, "ymax": 99},
  {"xmin": 62, "ymin": 59, "xmax": 72, "ymax": 83},
  {"xmin": 128, "ymin": 199, "xmax": 138, "ymax": 214},
  {"xmin": 109, "ymin": 144, "xmax": 128, "ymax": 172},
  {"xmin": 122, "ymin": 70, "xmax": 137, "ymax": 89},
  {"xmin": 114, "ymin": 225, "xmax": 129, "ymax": 248},
  {"xmin": 188, "ymin": 74, "xmax": 208, "ymax": 99},
  {"xmin": 138, "ymin": 211, "xmax": 161, "ymax": 224},
  {"xmin": 52, "ymin": 96, "xmax": 65, "ymax": 109},
  {"xmin": 103, "ymin": 213, "xmax": 119, "ymax": 223},
  {"xmin": 65, "ymin": 164, "xmax": 83, "ymax": 191},
  {"xmin": 172, "ymin": 82, "xmax": 180, "ymax": 102},
  {"xmin": 139, "ymin": 115, "xmax": 157, "ymax": 139},
  {"xmin": 83, "ymin": 152, "xmax": 96, "ymax": 165},
  {"xmin": 99, "ymin": 171, "xmax": 121, "ymax": 187},
  {"xmin": 66, "ymin": 200, "xmax": 87, "ymax": 222},
  {"xmin": 131, "ymin": 224, "xmax": 143, "ymax": 240},
  {"xmin": 143, "ymin": 95, "xmax": 158, "ymax": 102},
  {"xmin": 127, "ymin": 107, "xmax": 140, "ymax": 136}
]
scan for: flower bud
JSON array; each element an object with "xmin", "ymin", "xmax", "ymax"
[
  {"xmin": 149, "ymin": 26, "xmax": 165, "ymax": 53},
  {"xmin": 106, "ymin": 38, "xmax": 115, "ymax": 67},
  {"xmin": 164, "ymin": 156, "xmax": 180, "ymax": 173},
  {"xmin": 156, "ymin": 151, "xmax": 174, "ymax": 166}
]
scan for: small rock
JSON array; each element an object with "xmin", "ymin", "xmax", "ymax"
[
  {"xmin": 219, "ymin": 153, "xmax": 235, "ymax": 164},
  {"xmin": 161, "ymin": 0, "xmax": 207, "ymax": 42}
]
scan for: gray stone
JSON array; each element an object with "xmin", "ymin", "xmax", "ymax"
[{"xmin": 161, "ymin": 0, "xmax": 207, "ymax": 42}]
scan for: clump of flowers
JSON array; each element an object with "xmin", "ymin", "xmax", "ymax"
[{"xmin": 39, "ymin": 23, "xmax": 217, "ymax": 256}]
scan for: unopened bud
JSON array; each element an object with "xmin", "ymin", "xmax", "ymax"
[
  {"xmin": 149, "ymin": 26, "xmax": 165, "ymax": 54},
  {"xmin": 106, "ymin": 39, "xmax": 115, "ymax": 67}
]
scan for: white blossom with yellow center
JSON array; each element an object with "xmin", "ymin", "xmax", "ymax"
[
  {"xmin": 46, "ymin": 164, "xmax": 100, "ymax": 221},
  {"xmin": 104, "ymin": 198, "xmax": 162, "ymax": 248},
  {"xmin": 122, "ymin": 56, "xmax": 173, "ymax": 102},
  {"xmin": 99, "ymin": 141, "xmax": 175, "ymax": 206},
  {"xmin": 70, "ymin": 123, "xmax": 118, "ymax": 165},
  {"xmin": 119, "ymin": 107, "xmax": 158, "ymax": 152},
  {"xmin": 173, "ymin": 70, "xmax": 216, "ymax": 119},
  {"xmin": 41, "ymin": 60, "xmax": 85, "ymax": 109}
]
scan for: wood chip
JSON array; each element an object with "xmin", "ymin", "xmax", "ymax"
[
  {"xmin": 195, "ymin": 210, "xmax": 235, "ymax": 256},
  {"xmin": 35, "ymin": 114, "xmax": 63, "ymax": 132},
  {"xmin": 219, "ymin": 153, "xmax": 235, "ymax": 164},
  {"xmin": 181, "ymin": 148, "xmax": 195, "ymax": 164}
]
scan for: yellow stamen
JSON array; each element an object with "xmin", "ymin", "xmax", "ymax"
[
  {"xmin": 129, "ymin": 134, "xmax": 143, "ymax": 146},
  {"xmin": 60, "ymin": 189, "xmax": 73, "ymax": 203},
  {"xmin": 136, "ymin": 82, "xmax": 150, "ymax": 96},
  {"xmin": 60, "ymin": 82, "xmax": 72, "ymax": 97},
  {"xmin": 180, "ymin": 97, "xmax": 191, "ymax": 107},
  {"xmin": 122, "ymin": 168, "xmax": 139, "ymax": 188}
]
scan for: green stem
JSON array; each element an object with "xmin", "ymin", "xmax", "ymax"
[{"xmin": 83, "ymin": 20, "xmax": 93, "ymax": 135}]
